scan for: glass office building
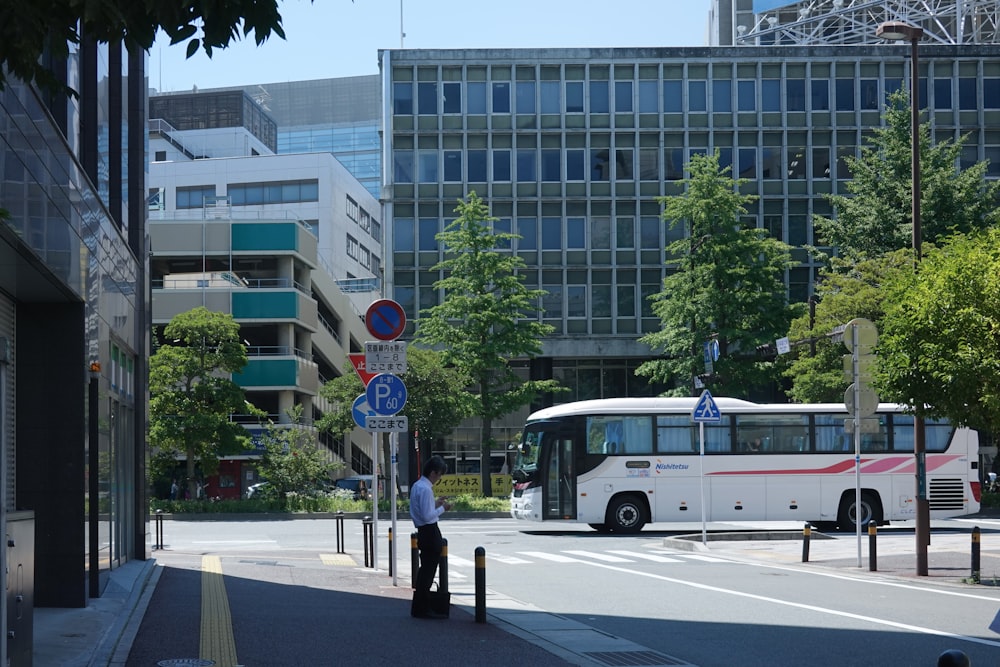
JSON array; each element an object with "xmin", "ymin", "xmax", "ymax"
[{"xmin": 379, "ymin": 44, "xmax": 1000, "ymax": 418}]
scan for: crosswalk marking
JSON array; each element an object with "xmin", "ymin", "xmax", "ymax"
[
  {"xmin": 607, "ymin": 550, "xmax": 683, "ymax": 563},
  {"xmin": 561, "ymin": 550, "xmax": 634, "ymax": 563},
  {"xmin": 447, "ymin": 555, "xmax": 477, "ymax": 567},
  {"xmin": 491, "ymin": 554, "xmax": 532, "ymax": 564},
  {"xmin": 517, "ymin": 551, "xmax": 582, "ymax": 563},
  {"xmin": 665, "ymin": 553, "xmax": 729, "ymax": 563}
]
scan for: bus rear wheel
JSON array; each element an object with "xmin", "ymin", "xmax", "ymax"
[
  {"xmin": 837, "ymin": 491, "xmax": 883, "ymax": 531},
  {"xmin": 607, "ymin": 495, "xmax": 647, "ymax": 533}
]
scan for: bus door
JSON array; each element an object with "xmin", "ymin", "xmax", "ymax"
[{"xmin": 540, "ymin": 428, "xmax": 577, "ymax": 520}]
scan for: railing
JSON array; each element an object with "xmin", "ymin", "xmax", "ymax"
[
  {"xmin": 245, "ymin": 345, "xmax": 311, "ymax": 360},
  {"xmin": 317, "ymin": 313, "xmax": 342, "ymax": 345}
]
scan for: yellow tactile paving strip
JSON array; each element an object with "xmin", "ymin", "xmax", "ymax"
[
  {"xmin": 320, "ymin": 553, "xmax": 357, "ymax": 566},
  {"xmin": 200, "ymin": 555, "xmax": 240, "ymax": 667}
]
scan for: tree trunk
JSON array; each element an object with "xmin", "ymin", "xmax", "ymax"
[{"xmin": 480, "ymin": 417, "xmax": 492, "ymax": 498}]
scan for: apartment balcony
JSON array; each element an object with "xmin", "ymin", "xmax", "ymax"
[
  {"xmin": 236, "ymin": 348, "xmax": 319, "ymax": 394},
  {"xmin": 152, "ymin": 282, "xmax": 317, "ymax": 329}
]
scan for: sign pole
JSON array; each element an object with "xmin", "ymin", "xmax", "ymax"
[
  {"xmin": 371, "ymin": 431, "xmax": 379, "ymax": 571},
  {"xmin": 391, "ymin": 431, "xmax": 398, "ymax": 587},
  {"xmin": 699, "ymin": 420, "xmax": 707, "ymax": 545}
]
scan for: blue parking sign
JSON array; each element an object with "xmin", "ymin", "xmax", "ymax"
[{"xmin": 366, "ymin": 373, "xmax": 408, "ymax": 416}]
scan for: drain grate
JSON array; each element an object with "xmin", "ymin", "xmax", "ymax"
[
  {"xmin": 156, "ymin": 660, "xmax": 215, "ymax": 667},
  {"xmin": 583, "ymin": 650, "xmax": 689, "ymax": 666}
]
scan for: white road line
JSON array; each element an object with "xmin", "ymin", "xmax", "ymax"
[
  {"xmin": 607, "ymin": 550, "xmax": 683, "ymax": 563},
  {"xmin": 518, "ymin": 551, "xmax": 582, "ymax": 563},
  {"xmin": 490, "ymin": 554, "xmax": 533, "ymax": 564},
  {"xmin": 447, "ymin": 555, "xmax": 477, "ymax": 567},
  {"xmin": 569, "ymin": 559, "xmax": 1000, "ymax": 651},
  {"xmin": 561, "ymin": 550, "xmax": 634, "ymax": 563},
  {"xmin": 676, "ymin": 553, "xmax": 731, "ymax": 563},
  {"xmin": 192, "ymin": 540, "xmax": 278, "ymax": 544}
]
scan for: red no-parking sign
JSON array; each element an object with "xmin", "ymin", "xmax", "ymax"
[{"xmin": 365, "ymin": 299, "xmax": 406, "ymax": 341}]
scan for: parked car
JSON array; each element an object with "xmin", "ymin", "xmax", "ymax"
[{"xmin": 334, "ymin": 476, "xmax": 372, "ymax": 500}]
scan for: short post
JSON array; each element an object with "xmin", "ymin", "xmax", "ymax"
[
  {"xmin": 154, "ymin": 509, "xmax": 164, "ymax": 550},
  {"xmin": 410, "ymin": 532, "xmax": 419, "ymax": 589},
  {"xmin": 475, "ymin": 546, "xmax": 487, "ymax": 624},
  {"xmin": 362, "ymin": 516, "xmax": 374, "ymax": 568},
  {"xmin": 335, "ymin": 510, "xmax": 345, "ymax": 554},
  {"xmin": 801, "ymin": 522, "xmax": 810, "ymax": 562},
  {"xmin": 971, "ymin": 526, "xmax": 981, "ymax": 584},
  {"xmin": 868, "ymin": 520, "xmax": 878, "ymax": 572},
  {"xmin": 388, "ymin": 527, "xmax": 394, "ymax": 577},
  {"xmin": 439, "ymin": 538, "xmax": 449, "ymax": 593}
]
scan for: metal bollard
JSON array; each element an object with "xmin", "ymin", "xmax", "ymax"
[
  {"xmin": 971, "ymin": 526, "xmax": 981, "ymax": 584},
  {"xmin": 439, "ymin": 538, "xmax": 449, "ymax": 593},
  {"xmin": 475, "ymin": 546, "xmax": 487, "ymax": 624},
  {"xmin": 410, "ymin": 532, "xmax": 419, "ymax": 589},
  {"xmin": 801, "ymin": 523, "xmax": 810, "ymax": 562},
  {"xmin": 388, "ymin": 527, "xmax": 394, "ymax": 577},
  {"xmin": 335, "ymin": 511, "xmax": 345, "ymax": 554},
  {"xmin": 362, "ymin": 516, "xmax": 374, "ymax": 568},
  {"xmin": 868, "ymin": 520, "xmax": 878, "ymax": 572},
  {"xmin": 154, "ymin": 509, "xmax": 164, "ymax": 550}
]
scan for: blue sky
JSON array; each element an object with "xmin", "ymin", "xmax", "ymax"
[{"xmin": 149, "ymin": 0, "xmax": 713, "ymax": 92}]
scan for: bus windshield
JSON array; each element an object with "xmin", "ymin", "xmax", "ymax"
[{"xmin": 511, "ymin": 428, "xmax": 542, "ymax": 482}]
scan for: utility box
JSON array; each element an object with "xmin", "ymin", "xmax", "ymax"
[{"xmin": 7, "ymin": 511, "xmax": 34, "ymax": 667}]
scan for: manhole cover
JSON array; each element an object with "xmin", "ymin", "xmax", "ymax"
[{"xmin": 157, "ymin": 660, "xmax": 215, "ymax": 667}]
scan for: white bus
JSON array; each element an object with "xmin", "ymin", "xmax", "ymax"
[{"xmin": 510, "ymin": 397, "xmax": 981, "ymax": 533}]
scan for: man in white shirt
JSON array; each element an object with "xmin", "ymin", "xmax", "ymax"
[{"xmin": 410, "ymin": 455, "xmax": 452, "ymax": 619}]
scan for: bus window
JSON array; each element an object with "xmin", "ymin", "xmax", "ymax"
[
  {"xmin": 656, "ymin": 415, "xmax": 694, "ymax": 453},
  {"xmin": 893, "ymin": 415, "xmax": 954, "ymax": 452},
  {"xmin": 736, "ymin": 414, "xmax": 808, "ymax": 453},
  {"xmin": 586, "ymin": 416, "xmax": 653, "ymax": 454},
  {"xmin": 703, "ymin": 420, "xmax": 732, "ymax": 453}
]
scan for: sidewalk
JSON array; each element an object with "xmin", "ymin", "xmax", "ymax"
[{"xmin": 31, "ymin": 521, "xmax": 1000, "ymax": 666}]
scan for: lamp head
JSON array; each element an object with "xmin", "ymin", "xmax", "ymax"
[{"xmin": 876, "ymin": 20, "xmax": 924, "ymax": 42}]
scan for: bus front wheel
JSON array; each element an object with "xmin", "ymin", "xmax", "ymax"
[
  {"xmin": 589, "ymin": 523, "xmax": 612, "ymax": 533},
  {"xmin": 607, "ymin": 495, "xmax": 647, "ymax": 533},
  {"xmin": 837, "ymin": 491, "xmax": 883, "ymax": 531}
]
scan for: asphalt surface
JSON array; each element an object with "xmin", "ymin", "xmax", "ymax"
[{"xmin": 32, "ymin": 514, "xmax": 1000, "ymax": 667}]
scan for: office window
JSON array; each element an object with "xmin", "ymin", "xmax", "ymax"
[
  {"xmin": 541, "ymin": 81, "xmax": 560, "ymax": 113},
  {"xmin": 958, "ymin": 78, "xmax": 977, "ymax": 110},
  {"xmin": 517, "ymin": 217, "xmax": 538, "ymax": 250},
  {"xmin": 567, "ymin": 149, "xmax": 586, "ymax": 181},
  {"xmin": 664, "ymin": 80, "xmax": 682, "ymax": 113},
  {"xmin": 761, "ymin": 148, "xmax": 782, "ymax": 180},
  {"xmin": 566, "ymin": 81, "xmax": 584, "ymax": 113},
  {"xmin": 860, "ymin": 79, "xmax": 879, "ymax": 110},
  {"xmin": 638, "ymin": 148, "xmax": 659, "ymax": 181},
  {"xmin": 516, "ymin": 81, "xmax": 536, "ymax": 115},
  {"xmin": 615, "ymin": 149, "xmax": 634, "ymax": 180},
  {"xmin": 986, "ymin": 79, "xmax": 1000, "ymax": 109},
  {"xmin": 443, "ymin": 151, "xmax": 462, "ymax": 182},
  {"xmin": 492, "ymin": 82, "xmax": 510, "ymax": 113},
  {"xmin": 443, "ymin": 82, "xmax": 462, "ymax": 114},
  {"xmin": 811, "ymin": 80, "xmax": 829, "ymax": 111},
  {"xmin": 934, "ymin": 78, "xmax": 952, "ymax": 109},
  {"xmin": 591, "ymin": 149, "xmax": 611, "ymax": 181},
  {"xmin": 541, "ymin": 149, "xmax": 561, "ymax": 182},
  {"xmin": 516, "ymin": 149, "xmax": 536, "ymax": 182},
  {"xmin": 712, "ymin": 80, "xmax": 731, "ymax": 113},
  {"xmin": 228, "ymin": 180, "xmax": 317, "ymax": 205},
  {"xmin": 737, "ymin": 80, "xmax": 755, "ymax": 111},
  {"xmin": 542, "ymin": 217, "xmax": 561, "ymax": 250},
  {"xmin": 176, "ymin": 185, "xmax": 216, "ymax": 209},
  {"xmin": 615, "ymin": 81, "xmax": 633, "ymax": 113},
  {"xmin": 592, "ymin": 282, "xmax": 611, "ymax": 318},
  {"xmin": 835, "ymin": 79, "xmax": 854, "ymax": 111},
  {"xmin": 494, "ymin": 217, "xmax": 512, "ymax": 250},
  {"xmin": 346, "ymin": 196, "xmax": 359, "ymax": 221},
  {"xmin": 590, "ymin": 81, "xmax": 609, "ymax": 113},
  {"xmin": 567, "ymin": 217, "xmax": 586, "ymax": 249},
  {"xmin": 718, "ymin": 148, "xmax": 733, "ymax": 173},
  {"xmin": 467, "ymin": 150, "xmax": 487, "ymax": 181},
  {"xmin": 688, "ymin": 80, "xmax": 707, "ymax": 112},
  {"xmin": 346, "ymin": 234, "xmax": 359, "ymax": 261},
  {"xmin": 542, "ymin": 282, "xmax": 563, "ymax": 318},
  {"xmin": 493, "ymin": 149, "xmax": 511, "ymax": 181},
  {"xmin": 762, "ymin": 80, "xmax": 780, "ymax": 112},
  {"xmin": 394, "ymin": 151, "xmax": 414, "ymax": 183},
  {"xmin": 638, "ymin": 81, "xmax": 658, "ymax": 113},
  {"xmin": 393, "ymin": 82, "xmax": 413, "ymax": 114},
  {"xmin": 786, "ymin": 79, "xmax": 806, "ymax": 111},
  {"xmin": 812, "ymin": 147, "xmax": 831, "ymax": 179},
  {"xmin": 640, "ymin": 216, "xmax": 660, "ymax": 250},
  {"xmin": 567, "ymin": 285, "xmax": 586, "ymax": 318},
  {"xmin": 738, "ymin": 148, "xmax": 757, "ymax": 179},
  {"xmin": 418, "ymin": 218, "xmax": 438, "ymax": 251},
  {"xmin": 467, "ymin": 82, "xmax": 487, "ymax": 114},
  {"xmin": 617, "ymin": 284, "xmax": 635, "ymax": 317},
  {"xmin": 787, "ymin": 147, "xmax": 806, "ymax": 179},
  {"xmin": 616, "ymin": 217, "xmax": 635, "ymax": 249},
  {"xmin": 418, "ymin": 151, "xmax": 438, "ymax": 183},
  {"xmin": 665, "ymin": 148, "xmax": 684, "ymax": 180},
  {"xmin": 986, "ymin": 146, "xmax": 1000, "ymax": 177},
  {"xmin": 591, "ymin": 217, "xmax": 611, "ymax": 249},
  {"xmin": 418, "ymin": 82, "xmax": 437, "ymax": 115}
]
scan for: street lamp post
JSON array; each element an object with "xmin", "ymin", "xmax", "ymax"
[{"xmin": 876, "ymin": 19, "xmax": 928, "ymax": 576}]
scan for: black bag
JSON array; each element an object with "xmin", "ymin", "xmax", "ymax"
[{"xmin": 429, "ymin": 589, "xmax": 450, "ymax": 617}]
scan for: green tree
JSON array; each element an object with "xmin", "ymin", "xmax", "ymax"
[
  {"xmin": 415, "ymin": 193, "xmax": 563, "ymax": 497},
  {"xmin": 782, "ymin": 251, "xmax": 911, "ymax": 403},
  {"xmin": 316, "ymin": 373, "xmax": 366, "ymax": 442},
  {"xmin": 401, "ymin": 347, "xmax": 477, "ymax": 459},
  {"xmin": 637, "ymin": 152, "xmax": 795, "ymax": 398},
  {"xmin": 815, "ymin": 89, "xmax": 1000, "ymax": 261},
  {"xmin": 0, "ymin": 0, "xmax": 302, "ymax": 91},
  {"xmin": 149, "ymin": 307, "xmax": 255, "ymax": 499},
  {"xmin": 877, "ymin": 230, "xmax": 1000, "ymax": 434},
  {"xmin": 254, "ymin": 406, "xmax": 343, "ymax": 500}
]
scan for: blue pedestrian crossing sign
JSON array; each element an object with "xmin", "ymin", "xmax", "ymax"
[{"xmin": 691, "ymin": 389, "xmax": 722, "ymax": 423}]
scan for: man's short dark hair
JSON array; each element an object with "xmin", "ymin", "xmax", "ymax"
[{"xmin": 422, "ymin": 455, "xmax": 447, "ymax": 477}]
